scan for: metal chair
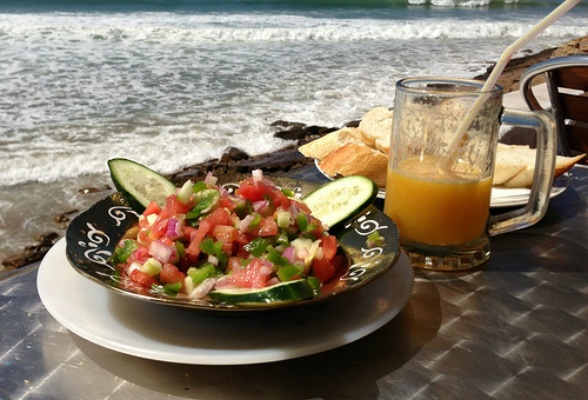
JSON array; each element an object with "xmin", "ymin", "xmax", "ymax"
[{"xmin": 520, "ymin": 54, "xmax": 588, "ymax": 162}]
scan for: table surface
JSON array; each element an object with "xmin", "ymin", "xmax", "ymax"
[{"xmin": 1, "ymin": 165, "xmax": 587, "ymax": 400}]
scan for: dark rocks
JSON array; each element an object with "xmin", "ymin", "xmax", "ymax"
[
  {"xmin": 273, "ymin": 124, "xmax": 337, "ymax": 141},
  {"xmin": 474, "ymin": 35, "xmax": 587, "ymax": 93},
  {"xmin": 166, "ymin": 121, "xmax": 338, "ymax": 185},
  {"xmin": 79, "ymin": 185, "xmax": 112, "ymax": 194},
  {"xmin": 2, "ymin": 232, "xmax": 60, "ymax": 270}
]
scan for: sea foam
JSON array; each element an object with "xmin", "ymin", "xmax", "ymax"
[{"xmin": 0, "ymin": 9, "xmax": 586, "ymax": 187}]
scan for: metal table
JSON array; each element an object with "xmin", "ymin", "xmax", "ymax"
[{"xmin": 1, "ymin": 165, "xmax": 587, "ymax": 400}]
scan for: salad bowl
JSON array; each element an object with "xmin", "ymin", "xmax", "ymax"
[{"xmin": 65, "ymin": 175, "xmax": 400, "ymax": 312}]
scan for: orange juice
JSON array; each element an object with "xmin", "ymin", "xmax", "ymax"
[{"xmin": 384, "ymin": 156, "xmax": 492, "ymax": 246}]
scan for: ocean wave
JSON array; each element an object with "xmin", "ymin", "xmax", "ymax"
[
  {"xmin": 0, "ymin": 3, "xmax": 586, "ymax": 187},
  {"xmin": 0, "ymin": 12, "xmax": 585, "ymax": 43},
  {"xmin": 0, "ymin": 0, "xmax": 572, "ymax": 13}
]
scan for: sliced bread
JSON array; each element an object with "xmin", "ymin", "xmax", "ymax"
[
  {"xmin": 318, "ymin": 142, "xmax": 388, "ymax": 187},
  {"xmin": 495, "ymin": 143, "xmax": 585, "ymax": 188},
  {"xmin": 298, "ymin": 127, "xmax": 363, "ymax": 161},
  {"xmin": 358, "ymin": 107, "xmax": 393, "ymax": 147}
]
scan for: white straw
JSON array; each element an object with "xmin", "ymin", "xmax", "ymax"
[{"xmin": 443, "ymin": 0, "xmax": 582, "ymax": 161}]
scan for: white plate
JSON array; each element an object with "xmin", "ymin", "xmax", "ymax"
[
  {"xmin": 490, "ymin": 173, "xmax": 569, "ymax": 208},
  {"xmin": 38, "ymin": 239, "xmax": 414, "ymax": 365},
  {"xmin": 316, "ymin": 160, "xmax": 569, "ymax": 208}
]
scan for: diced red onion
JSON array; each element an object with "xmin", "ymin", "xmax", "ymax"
[
  {"xmin": 252, "ymin": 169, "xmax": 263, "ymax": 182},
  {"xmin": 149, "ymin": 241, "xmax": 174, "ymax": 264},
  {"xmin": 204, "ymin": 171, "xmax": 218, "ymax": 186},
  {"xmin": 214, "ymin": 276, "xmax": 235, "ymax": 288},
  {"xmin": 297, "ymin": 247, "xmax": 309, "ymax": 260},
  {"xmin": 253, "ymin": 200, "xmax": 269, "ymax": 212},
  {"xmin": 238, "ymin": 214, "xmax": 254, "ymax": 232},
  {"xmin": 266, "ymin": 277, "xmax": 280, "ymax": 286},
  {"xmin": 127, "ymin": 261, "xmax": 142, "ymax": 275},
  {"xmin": 165, "ymin": 218, "xmax": 182, "ymax": 240},
  {"xmin": 282, "ymin": 246, "xmax": 296, "ymax": 264},
  {"xmin": 259, "ymin": 264, "xmax": 273, "ymax": 277},
  {"xmin": 288, "ymin": 202, "xmax": 301, "ymax": 218},
  {"xmin": 188, "ymin": 278, "xmax": 216, "ymax": 299}
]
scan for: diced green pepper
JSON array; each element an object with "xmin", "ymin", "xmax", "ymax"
[
  {"xmin": 244, "ymin": 237, "xmax": 270, "ymax": 257},
  {"xmin": 277, "ymin": 264, "xmax": 304, "ymax": 282},
  {"xmin": 281, "ymin": 188, "xmax": 295, "ymax": 197},
  {"xmin": 112, "ymin": 239, "xmax": 138, "ymax": 264},
  {"xmin": 187, "ymin": 263, "xmax": 217, "ymax": 286},
  {"xmin": 175, "ymin": 241, "xmax": 185, "ymax": 258},
  {"xmin": 275, "ymin": 233, "xmax": 290, "ymax": 247},
  {"xmin": 296, "ymin": 213, "xmax": 308, "ymax": 232},
  {"xmin": 367, "ymin": 231, "xmax": 384, "ymax": 247},
  {"xmin": 163, "ymin": 281, "xmax": 182, "ymax": 295},
  {"xmin": 192, "ymin": 181, "xmax": 208, "ymax": 193},
  {"xmin": 199, "ymin": 237, "xmax": 223, "ymax": 257},
  {"xmin": 249, "ymin": 212, "xmax": 262, "ymax": 228},
  {"xmin": 187, "ymin": 189, "xmax": 220, "ymax": 219},
  {"xmin": 267, "ymin": 246, "xmax": 288, "ymax": 266}
]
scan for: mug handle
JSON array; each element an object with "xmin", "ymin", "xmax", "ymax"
[{"xmin": 488, "ymin": 109, "xmax": 557, "ymax": 236}]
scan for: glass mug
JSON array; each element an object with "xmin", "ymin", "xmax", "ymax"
[{"xmin": 384, "ymin": 77, "xmax": 556, "ymax": 271}]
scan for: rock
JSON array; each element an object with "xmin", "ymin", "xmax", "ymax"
[
  {"xmin": 220, "ymin": 146, "xmax": 250, "ymax": 162},
  {"xmin": 54, "ymin": 209, "xmax": 80, "ymax": 229},
  {"xmin": 474, "ymin": 35, "xmax": 588, "ymax": 93},
  {"xmin": 2, "ymin": 232, "xmax": 60, "ymax": 270},
  {"xmin": 79, "ymin": 185, "xmax": 111, "ymax": 194},
  {"xmin": 273, "ymin": 124, "xmax": 337, "ymax": 141}
]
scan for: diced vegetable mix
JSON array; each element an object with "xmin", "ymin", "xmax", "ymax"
[{"xmin": 110, "ymin": 170, "xmax": 346, "ymax": 301}]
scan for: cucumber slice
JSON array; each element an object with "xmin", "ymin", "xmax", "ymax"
[
  {"xmin": 208, "ymin": 279, "xmax": 315, "ymax": 305},
  {"xmin": 107, "ymin": 158, "xmax": 176, "ymax": 212},
  {"xmin": 302, "ymin": 175, "xmax": 378, "ymax": 228}
]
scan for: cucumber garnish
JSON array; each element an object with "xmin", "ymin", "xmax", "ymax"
[
  {"xmin": 208, "ymin": 279, "xmax": 315, "ymax": 305},
  {"xmin": 107, "ymin": 158, "xmax": 176, "ymax": 212},
  {"xmin": 302, "ymin": 175, "xmax": 378, "ymax": 228}
]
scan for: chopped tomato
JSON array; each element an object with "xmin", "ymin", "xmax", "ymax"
[
  {"xmin": 311, "ymin": 256, "xmax": 335, "ymax": 283},
  {"xmin": 236, "ymin": 179, "xmax": 268, "ymax": 202},
  {"xmin": 127, "ymin": 246, "xmax": 149, "ymax": 264},
  {"xmin": 160, "ymin": 263, "xmax": 186, "ymax": 284},
  {"xmin": 186, "ymin": 220, "xmax": 212, "ymax": 258},
  {"xmin": 213, "ymin": 224, "xmax": 238, "ymax": 243},
  {"xmin": 229, "ymin": 258, "xmax": 269, "ymax": 288},
  {"xmin": 159, "ymin": 195, "xmax": 191, "ymax": 220},
  {"xmin": 203, "ymin": 207, "xmax": 231, "ymax": 228},
  {"xmin": 183, "ymin": 225, "xmax": 198, "ymax": 241},
  {"xmin": 320, "ymin": 235, "xmax": 338, "ymax": 260},
  {"xmin": 218, "ymin": 195, "xmax": 236, "ymax": 211},
  {"xmin": 150, "ymin": 219, "xmax": 169, "ymax": 240},
  {"xmin": 143, "ymin": 201, "xmax": 162, "ymax": 216},
  {"xmin": 130, "ymin": 269, "xmax": 157, "ymax": 287},
  {"xmin": 249, "ymin": 217, "xmax": 278, "ymax": 237}
]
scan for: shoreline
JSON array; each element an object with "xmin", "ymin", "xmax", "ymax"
[{"xmin": 2, "ymin": 35, "xmax": 587, "ymax": 273}]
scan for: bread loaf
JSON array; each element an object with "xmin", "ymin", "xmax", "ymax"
[
  {"xmin": 358, "ymin": 107, "xmax": 393, "ymax": 147},
  {"xmin": 298, "ymin": 127, "xmax": 362, "ymax": 161},
  {"xmin": 300, "ymin": 107, "xmax": 586, "ymax": 190},
  {"xmin": 318, "ymin": 143, "xmax": 388, "ymax": 187},
  {"xmin": 494, "ymin": 143, "xmax": 585, "ymax": 188}
]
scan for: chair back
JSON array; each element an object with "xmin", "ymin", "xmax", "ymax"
[{"xmin": 520, "ymin": 55, "xmax": 588, "ymax": 162}]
